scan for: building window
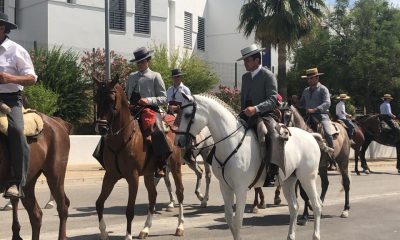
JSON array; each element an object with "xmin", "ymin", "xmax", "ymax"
[
  {"xmin": 184, "ymin": 12, "xmax": 192, "ymax": 48},
  {"xmin": 110, "ymin": 0, "xmax": 126, "ymax": 31},
  {"xmin": 0, "ymin": 0, "xmax": 4, "ymax": 13},
  {"xmin": 197, "ymin": 17, "xmax": 205, "ymax": 51},
  {"xmin": 135, "ymin": 0, "xmax": 150, "ymax": 34},
  {"xmin": 67, "ymin": 0, "xmax": 76, "ymax": 4}
]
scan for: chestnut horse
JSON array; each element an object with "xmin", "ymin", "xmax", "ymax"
[
  {"xmin": 0, "ymin": 114, "xmax": 71, "ymax": 240},
  {"xmin": 356, "ymin": 115, "xmax": 400, "ymax": 174},
  {"xmin": 94, "ymin": 77, "xmax": 184, "ymax": 240}
]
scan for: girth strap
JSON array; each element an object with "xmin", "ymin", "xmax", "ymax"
[{"xmin": 214, "ymin": 129, "xmax": 248, "ymax": 188}]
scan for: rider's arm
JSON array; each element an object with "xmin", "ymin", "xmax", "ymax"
[
  {"xmin": 255, "ymin": 70, "xmax": 278, "ymax": 114},
  {"xmin": 148, "ymin": 72, "xmax": 167, "ymax": 106},
  {"xmin": 315, "ymin": 86, "xmax": 331, "ymax": 113}
]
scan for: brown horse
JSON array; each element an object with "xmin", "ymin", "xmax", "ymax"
[
  {"xmin": 284, "ymin": 106, "xmax": 351, "ymax": 225},
  {"xmin": 356, "ymin": 115, "xmax": 400, "ymax": 174},
  {"xmin": 94, "ymin": 77, "xmax": 184, "ymax": 239},
  {"xmin": 341, "ymin": 120, "xmax": 366, "ymax": 175},
  {"xmin": 0, "ymin": 114, "xmax": 71, "ymax": 240}
]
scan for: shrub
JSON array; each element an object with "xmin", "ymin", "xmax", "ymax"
[
  {"xmin": 214, "ymin": 85, "xmax": 241, "ymax": 113},
  {"xmin": 30, "ymin": 47, "xmax": 90, "ymax": 124},
  {"xmin": 24, "ymin": 84, "xmax": 59, "ymax": 116}
]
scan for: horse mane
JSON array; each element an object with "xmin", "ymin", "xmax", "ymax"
[
  {"xmin": 289, "ymin": 105, "xmax": 311, "ymax": 131},
  {"xmin": 197, "ymin": 93, "xmax": 239, "ymax": 116}
]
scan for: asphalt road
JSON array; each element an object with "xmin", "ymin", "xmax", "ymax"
[{"xmin": 0, "ymin": 163, "xmax": 399, "ymax": 240}]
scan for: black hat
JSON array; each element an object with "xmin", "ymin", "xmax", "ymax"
[
  {"xmin": 0, "ymin": 12, "xmax": 17, "ymax": 30},
  {"xmin": 129, "ymin": 47, "xmax": 153, "ymax": 63},
  {"xmin": 171, "ymin": 68, "xmax": 184, "ymax": 77}
]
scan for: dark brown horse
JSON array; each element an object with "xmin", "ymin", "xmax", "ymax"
[
  {"xmin": 0, "ymin": 114, "xmax": 71, "ymax": 240},
  {"xmin": 284, "ymin": 106, "xmax": 351, "ymax": 225},
  {"xmin": 356, "ymin": 115, "xmax": 400, "ymax": 174},
  {"xmin": 94, "ymin": 77, "xmax": 184, "ymax": 239}
]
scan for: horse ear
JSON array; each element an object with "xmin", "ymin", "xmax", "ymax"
[
  {"xmin": 182, "ymin": 92, "xmax": 193, "ymax": 102},
  {"xmin": 92, "ymin": 75, "xmax": 102, "ymax": 85}
]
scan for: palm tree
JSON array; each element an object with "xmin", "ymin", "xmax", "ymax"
[{"xmin": 238, "ymin": 0, "xmax": 325, "ymax": 100}]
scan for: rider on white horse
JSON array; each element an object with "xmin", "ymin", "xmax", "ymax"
[{"xmin": 237, "ymin": 44, "xmax": 286, "ymax": 187}]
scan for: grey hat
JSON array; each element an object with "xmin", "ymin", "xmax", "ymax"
[
  {"xmin": 0, "ymin": 12, "xmax": 17, "ymax": 30},
  {"xmin": 171, "ymin": 68, "xmax": 184, "ymax": 77},
  {"xmin": 129, "ymin": 47, "xmax": 154, "ymax": 63},
  {"xmin": 237, "ymin": 44, "xmax": 265, "ymax": 61}
]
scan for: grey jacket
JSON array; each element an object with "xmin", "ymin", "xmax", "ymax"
[
  {"xmin": 125, "ymin": 68, "xmax": 167, "ymax": 106},
  {"xmin": 240, "ymin": 66, "xmax": 278, "ymax": 114},
  {"xmin": 298, "ymin": 82, "xmax": 331, "ymax": 114}
]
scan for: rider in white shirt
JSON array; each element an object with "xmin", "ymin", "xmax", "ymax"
[
  {"xmin": 379, "ymin": 94, "xmax": 400, "ymax": 135},
  {"xmin": 335, "ymin": 94, "xmax": 355, "ymax": 144},
  {"xmin": 166, "ymin": 68, "xmax": 191, "ymax": 114}
]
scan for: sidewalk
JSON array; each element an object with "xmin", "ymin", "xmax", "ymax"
[{"xmin": 36, "ymin": 159, "xmax": 398, "ymax": 184}]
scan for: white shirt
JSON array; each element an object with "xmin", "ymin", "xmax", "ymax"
[
  {"xmin": 380, "ymin": 101, "xmax": 393, "ymax": 116},
  {"xmin": 0, "ymin": 38, "xmax": 37, "ymax": 93},
  {"xmin": 166, "ymin": 82, "xmax": 191, "ymax": 105},
  {"xmin": 250, "ymin": 64, "xmax": 262, "ymax": 79},
  {"xmin": 335, "ymin": 101, "xmax": 348, "ymax": 119}
]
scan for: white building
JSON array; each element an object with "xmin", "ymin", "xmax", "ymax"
[{"xmin": 3, "ymin": 0, "xmax": 279, "ymax": 88}]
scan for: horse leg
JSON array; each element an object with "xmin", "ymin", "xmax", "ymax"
[
  {"xmin": 219, "ymin": 182, "xmax": 235, "ymax": 236},
  {"xmin": 201, "ymin": 162, "xmax": 211, "ymax": 208},
  {"xmin": 162, "ymin": 168, "xmax": 176, "ymax": 211},
  {"xmin": 354, "ymin": 146, "xmax": 361, "ymax": 175},
  {"xmin": 44, "ymin": 193, "xmax": 55, "ymax": 209},
  {"xmin": 232, "ymin": 189, "xmax": 247, "ymax": 240},
  {"xmin": 139, "ymin": 173, "xmax": 158, "ymax": 239},
  {"xmin": 169, "ymin": 158, "xmax": 185, "ymax": 236},
  {"xmin": 125, "ymin": 175, "xmax": 139, "ymax": 240},
  {"xmin": 396, "ymin": 144, "xmax": 400, "ymax": 173},
  {"xmin": 319, "ymin": 166, "xmax": 329, "ymax": 203},
  {"xmin": 187, "ymin": 160, "xmax": 205, "ymax": 202},
  {"xmin": 258, "ymin": 187, "xmax": 266, "ymax": 209},
  {"xmin": 338, "ymin": 162, "xmax": 351, "ymax": 218},
  {"xmin": 252, "ymin": 188, "xmax": 260, "ymax": 213},
  {"xmin": 21, "ymin": 183, "xmax": 43, "ymax": 240},
  {"xmin": 282, "ymin": 175, "xmax": 299, "ymax": 240},
  {"xmin": 46, "ymin": 177, "xmax": 70, "ymax": 240},
  {"xmin": 297, "ymin": 183, "xmax": 310, "ymax": 226},
  {"xmin": 298, "ymin": 174, "xmax": 322, "ymax": 240},
  {"xmin": 96, "ymin": 171, "xmax": 120, "ymax": 240},
  {"xmin": 11, "ymin": 198, "xmax": 22, "ymax": 240},
  {"xmin": 360, "ymin": 138, "xmax": 372, "ymax": 174},
  {"xmin": 274, "ymin": 185, "xmax": 282, "ymax": 205}
]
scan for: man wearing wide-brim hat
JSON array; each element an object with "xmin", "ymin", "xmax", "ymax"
[
  {"xmin": 335, "ymin": 94, "xmax": 355, "ymax": 143},
  {"xmin": 298, "ymin": 67, "xmax": 335, "ymax": 152},
  {"xmin": 379, "ymin": 93, "xmax": 400, "ymax": 137},
  {"xmin": 125, "ymin": 46, "xmax": 171, "ymax": 177},
  {"xmin": 237, "ymin": 43, "xmax": 283, "ymax": 187},
  {"xmin": 166, "ymin": 68, "xmax": 191, "ymax": 113},
  {"xmin": 0, "ymin": 12, "xmax": 37, "ymax": 198}
]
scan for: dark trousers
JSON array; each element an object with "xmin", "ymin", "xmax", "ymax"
[
  {"xmin": 340, "ymin": 118, "xmax": 355, "ymax": 139},
  {"xmin": 380, "ymin": 115, "xmax": 399, "ymax": 131},
  {"xmin": 1, "ymin": 92, "xmax": 29, "ymax": 188}
]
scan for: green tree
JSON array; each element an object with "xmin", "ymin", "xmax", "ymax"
[
  {"xmin": 238, "ymin": 0, "xmax": 326, "ymax": 100},
  {"xmin": 30, "ymin": 47, "xmax": 91, "ymax": 123},
  {"xmin": 24, "ymin": 84, "xmax": 59, "ymax": 116}
]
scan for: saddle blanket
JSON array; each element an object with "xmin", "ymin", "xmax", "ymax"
[{"xmin": 0, "ymin": 108, "xmax": 44, "ymax": 137}]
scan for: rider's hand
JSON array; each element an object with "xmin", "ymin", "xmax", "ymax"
[
  {"xmin": 307, "ymin": 108, "xmax": 317, "ymax": 114},
  {"xmin": 137, "ymin": 98, "xmax": 149, "ymax": 106},
  {"xmin": 168, "ymin": 105, "xmax": 179, "ymax": 113},
  {"xmin": 244, "ymin": 106, "xmax": 257, "ymax": 117},
  {"xmin": 0, "ymin": 72, "xmax": 14, "ymax": 84}
]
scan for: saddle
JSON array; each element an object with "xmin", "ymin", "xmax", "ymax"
[
  {"xmin": 0, "ymin": 108, "xmax": 43, "ymax": 137},
  {"xmin": 308, "ymin": 116, "xmax": 340, "ymax": 140}
]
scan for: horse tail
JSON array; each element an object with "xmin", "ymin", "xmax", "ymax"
[
  {"xmin": 310, "ymin": 133, "xmax": 334, "ymax": 155},
  {"xmin": 51, "ymin": 116, "xmax": 73, "ymax": 135}
]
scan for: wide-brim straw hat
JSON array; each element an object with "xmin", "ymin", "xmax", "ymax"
[
  {"xmin": 337, "ymin": 94, "xmax": 350, "ymax": 100},
  {"xmin": 171, "ymin": 68, "xmax": 184, "ymax": 77},
  {"xmin": 382, "ymin": 94, "xmax": 394, "ymax": 100},
  {"xmin": 0, "ymin": 12, "xmax": 17, "ymax": 30},
  {"xmin": 236, "ymin": 44, "xmax": 265, "ymax": 61},
  {"xmin": 301, "ymin": 68, "xmax": 324, "ymax": 78},
  {"xmin": 129, "ymin": 47, "xmax": 154, "ymax": 63}
]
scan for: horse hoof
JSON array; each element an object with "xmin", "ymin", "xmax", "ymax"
[
  {"xmin": 3, "ymin": 204, "xmax": 12, "ymax": 211},
  {"xmin": 44, "ymin": 202, "xmax": 54, "ymax": 209},
  {"xmin": 138, "ymin": 231, "xmax": 148, "ymax": 239},
  {"xmin": 175, "ymin": 228, "xmax": 184, "ymax": 236},
  {"xmin": 364, "ymin": 169, "xmax": 370, "ymax": 174},
  {"xmin": 274, "ymin": 197, "xmax": 282, "ymax": 205},
  {"xmin": 99, "ymin": 233, "xmax": 110, "ymax": 240},
  {"xmin": 356, "ymin": 171, "xmax": 360, "ymax": 176},
  {"xmin": 297, "ymin": 218, "xmax": 307, "ymax": 226},
  {"xmin": 341, "ymin": 210, "xmax": 349, "ymax": 218},
  {"xmin": 166, "ymin": 206, "xmax": 174, "ymax": 212},
  {"xmin": 12, "ymin": 235, "xmax": 23, "ymax": 240},
  {"xmin": 258, "ymin": 203, "xmax": 266, "ymax": 209},
  {"xmin": 251, "ymin": 206, "xmax": 259, "ymax": 214},
  {"xmin": 200, "ymin": 201, "xmax": 207, "ymax": 208}
]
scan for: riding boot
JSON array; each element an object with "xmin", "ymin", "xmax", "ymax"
[
  {"xmin": 151, "ymin": 128, "xmax": 172, "ymax": 178},
  {"xmin": 263, "ymin": 164, "xmax": 278, "ymax": 187}
]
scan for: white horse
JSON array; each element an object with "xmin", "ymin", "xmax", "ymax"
[
  {"xmin": 174, "ymin": 94, "xmax": 322, "ymax": 240},
  {"xmin": 155, "ymin": 127, "xmax": 213, "ymax": 209}
]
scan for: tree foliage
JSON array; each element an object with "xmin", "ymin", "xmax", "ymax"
[
  {"xmin": 24, "ymin": 84, "xmax": 59, "ymax": 116},
  {"xmin": 30, "ymin": 47, "xmax": 91, "ymax": 123}
]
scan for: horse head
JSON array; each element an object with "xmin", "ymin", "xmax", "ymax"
[
  {"xmin": 174, "ymin": 93, "xmax": 207, "ymax": 149},
  {"xmin": 94, "ymin": 75, "xmax": 126, "ymax": 135}
]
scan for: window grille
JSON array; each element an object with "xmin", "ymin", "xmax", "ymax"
[
  {"xmin": 135, "ymin": 0, "xmax": 150, "ymax": 34},
  {"xmin": 184, "ymin": 12, "xmax": 192, "ymax": 48},
  {"xmin": 0, "ymin": 0, "xmax": 4, "ymax": 13},
  {"xmin": 197, "ymin": 17, "xmax": 205, "ymax": 51},
  {"xmin": 110, "ymin": 0, "xmax": 126, "ymax": 31},
  {"xmin": 67, "ymin": 0, "xmax": 76, "ymax": 4}
]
